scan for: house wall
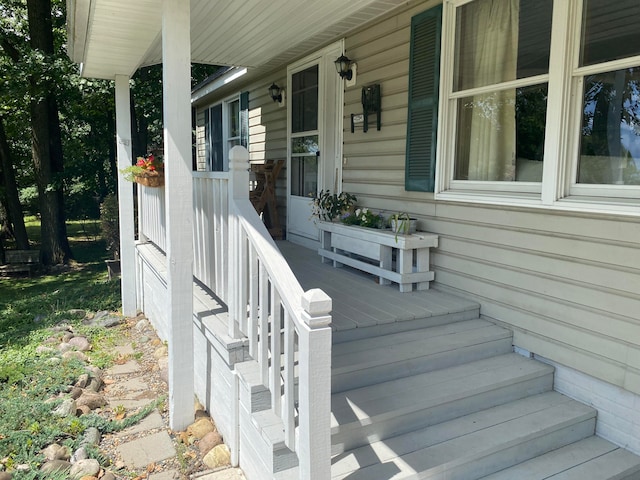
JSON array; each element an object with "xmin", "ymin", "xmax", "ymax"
[
  {"xmin": 340, "ymin": 0, "xmax": 640, "ymax": 451},
  {"xmin": 189, "ymin": 0, "xmax": 640, "ymax": 452},
  {"xmin": 194, "ymin": 74, "xmax": 289, "ymax": 231}
]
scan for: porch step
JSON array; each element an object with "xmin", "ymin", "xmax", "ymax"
[
  {"xmin": 332, "ymin": 319, "xmax": 513, "ymax": 393},
  {"xmin": 331, "ymin": 353, "xmax": 554, "ymax": 455},
  {"xmin": 480, "ymin": 436, "xmax": 640, "ymax": 479},
  {"xmin": 332, "ymin": 392, "xmax": 596, "ymax": 479}
]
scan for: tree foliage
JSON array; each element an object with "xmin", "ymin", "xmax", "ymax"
[{"xmin": 0, "ymin": 0, "xmax": 220, "ymax": 264}]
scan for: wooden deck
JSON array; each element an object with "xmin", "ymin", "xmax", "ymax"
[{"xmin": 277, "ymin": 241, "xmax": 479, "ymax": 338}]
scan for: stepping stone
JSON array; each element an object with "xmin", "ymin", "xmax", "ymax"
[
  {"xmin": 117, "ymin": 431, "xmax": 176, "ymax": 469},
  {"xmin": 148, "ymin": 470, "xmax": 180, "ymax": 480},
  {"xmin": 106, "ymin": 360, "xmax": 141, "ymax": 375},
  {"xmin": 117, "ymin": 411, "xmax": 164, "ymax": 437}
]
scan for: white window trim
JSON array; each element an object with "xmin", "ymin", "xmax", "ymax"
[{"xmin": 435, "ymin": 0, "xmax": 640, "ymax": 217}]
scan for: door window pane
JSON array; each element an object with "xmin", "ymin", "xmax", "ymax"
[
  {"xmin": 292, "ymin": 65, "xmax": 319, "ymax": 133},
  {"xmin": 290, "ymin": 156, "xmax": 318, "ymax": 197},
  {"xmin": 578, "ymin": 68, "xmax": 640, "ymax": 185},
  {"xmin": 580, "ymin": 0, "xmax": 640, "ymax": 67}
]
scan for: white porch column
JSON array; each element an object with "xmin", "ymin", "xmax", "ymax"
[
  {"xmin": 114, "ymin": 75, "xmax": 137, "ymax": 317},
  {"xmin": 162, "ymin": 0, "xmax": 194, "ymax": 431}
]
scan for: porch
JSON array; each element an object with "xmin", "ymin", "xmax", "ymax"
[{"xmin": 134, "ymin": 149, "xmax": 640, "ymax": 479}]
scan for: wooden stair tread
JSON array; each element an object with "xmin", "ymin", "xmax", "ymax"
[
  {"xmin": 480, "ymin": 436, "xmax": 640, "ymax": 479},
  {"xmin": 332, "ymin": 393, "xmax": 596, "ymax": 479},
  {"xmin": 331, "ymin": 353, "xmax": 553, "ymax": 431}
]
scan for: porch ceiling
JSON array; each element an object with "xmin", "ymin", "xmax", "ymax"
[{"xmin": 68, "ymin": 0, "xmax": 406, "ymax": 80}]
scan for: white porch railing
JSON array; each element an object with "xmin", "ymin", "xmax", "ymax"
[
  {"xmin": 227, "ymin": 147, "xmax": 332, "ymax": 479},
  {"xmin": 138, "ymin": 184, "xmax": 166, "ymax": 251},
  {"xmin": 192, "ymin": 171, "xmax": 229, "ymax": 303},
  {"xmin": 137, "ymin": 147, "xmax": 332, "ymax": 478}
]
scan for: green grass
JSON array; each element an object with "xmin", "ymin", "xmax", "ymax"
[{"xmin": 0, "ymin": 218, "xmax": 126, "ymax": 476}]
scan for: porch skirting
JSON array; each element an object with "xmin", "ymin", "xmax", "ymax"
[{"xmin": 135, "ymin": 243, "xmax": 252, "ymax": 462}]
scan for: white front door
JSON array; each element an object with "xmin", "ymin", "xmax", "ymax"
[{"xmin": 287, "ymin": 42, "xmax": 344, "ymax": 245}]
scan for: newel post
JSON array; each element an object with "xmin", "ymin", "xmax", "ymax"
[
  {"xmin": 298, "ymin": 288, "xmax": 332, "ymax": 479},
  {"xmin": 227, "ymin": 146, "xmax": 250, "ymax": 339}
]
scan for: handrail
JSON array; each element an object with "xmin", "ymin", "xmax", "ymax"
[{"xmin": 227, "ymin": 146, "xmax": 332, "ymax": 479}]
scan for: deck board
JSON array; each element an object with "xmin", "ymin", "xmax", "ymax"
[{"xmin": 278, "ymin": 241, "xmax": 479, "ymax": 334}]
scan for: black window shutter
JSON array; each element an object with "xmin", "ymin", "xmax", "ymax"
[
  {"xmin": 405, "ymin": 5, "xmax": 442, "ymax": 192},
  {"xmin": 204, "ymin": 108, "xmax": 211, "ymax": 171},
  {"xmin": 240, "ymin": 91, "xmax": 249, "ymax": 148}
]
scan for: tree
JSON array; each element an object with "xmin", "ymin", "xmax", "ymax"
[
  {"xmin": 26, "ymin": 0, "xmax": 72, "ymax": 264},
  {"xmin": 0, "ymin": 116, "xmax": 29, "ymax": 249}
]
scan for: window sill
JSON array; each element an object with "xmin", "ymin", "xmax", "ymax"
[{"xmin": 435, "ymin": 190, "xmax": 640, "ymax": 218}]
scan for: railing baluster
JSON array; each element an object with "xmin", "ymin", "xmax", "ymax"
[
  {"xmin": 239, "ymin": 231, "xmax": 248, "ymax": 334},
  {"xmin": 270, "ymin": 289, "xmax": 282, "ymax": 416},
  {"xmin": 283, "ymin": 310, "xmax": 296, "ymax": 450},
  {"xmin": 259, "ymin": 262, "xmax": 269, "ymax": 386},
  {"xmin": 248, "ymin": 246, "xmax": 259, "ymax": 359}
]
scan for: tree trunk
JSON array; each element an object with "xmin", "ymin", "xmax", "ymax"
[
  {"xmin": 0, "ymin": 117, "xmax": 30, "ymax": 250},
  {"xmin": 26, "ymin": 0, "xmax": 72, "ymax": 265}
]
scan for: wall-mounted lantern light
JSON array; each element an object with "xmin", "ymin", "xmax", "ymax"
[
  {"xmin": 334, "ymin": 54, "xmax": 354, "ymax": 81},
  {"xmin": 268, "ymin": 82, "xmax": 283, "ymax": 103}
]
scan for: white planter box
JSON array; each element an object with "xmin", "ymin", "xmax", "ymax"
[{"xmin": 316, "ymin": 221, "xmax": 438, "ymax": 292}]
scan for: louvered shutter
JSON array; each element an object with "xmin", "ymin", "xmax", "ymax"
[{"xmin": 405, "ymin": 6, "xmax": 442, "ymax": 192}]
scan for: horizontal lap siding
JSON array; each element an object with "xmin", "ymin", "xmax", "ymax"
[{"xmin": 342, "ymin": 0, "xmax": 640, "ymax": 395}]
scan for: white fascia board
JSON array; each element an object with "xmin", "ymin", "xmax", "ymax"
[
  {"xmin": 66, "ymin": 0, "xmax": 92, "ymax": 64},
  {"xmin": 191, "ymin": 67, "xmax": 248, "ymax": 104}
]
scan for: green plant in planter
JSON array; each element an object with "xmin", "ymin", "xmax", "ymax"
[
  {"xmin": 389, "ymin": 212, "xmax": 417, "ymax": 240},
  {"xmin": 341, "ymin": 208, "xmax": 384, "ymax": 228},
  {"xmin": 311, "ymin": 190, "xmax": 357, "ymax": 221}
]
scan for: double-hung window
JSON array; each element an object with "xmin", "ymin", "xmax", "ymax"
[
  {"xmin": 433, "ymin": 0, "xmax": 640, "ymax": 211},
  {"xmin": 203, "ymin": 92, "xmax": 249, "ymax": 171}
]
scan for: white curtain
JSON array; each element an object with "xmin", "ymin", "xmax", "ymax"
[{"xmin": 460, "ymin": 0, "xmax": 519, "ymax": 181}]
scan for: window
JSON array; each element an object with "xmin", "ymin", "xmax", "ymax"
[
  {"xmin": 434, "ymin": 0, "xmax": 640, "ymax": 210},
  {"xmin": 203, "ymin": 92, "xmax": 249, "ymax": 171}
]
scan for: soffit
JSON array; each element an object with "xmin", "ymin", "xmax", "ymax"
[{"xmin": 71, "ymin": 0, "xmax": 406, "ymax": 80}]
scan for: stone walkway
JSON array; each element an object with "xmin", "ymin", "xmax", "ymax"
[{"xmin": 98, "ymin": 316, "xmax": 246, "ymax": 480}]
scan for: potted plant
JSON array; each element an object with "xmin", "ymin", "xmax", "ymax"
[
  {"xmin": 311, "ymin": 190, "xmax": 357, "ymax": 221},
  {"xmin": 121, "ymin": 154, "xmax": 164, "ymax": 187},
  {"xmin": 340, "ymin": 208, "xmax": 385, "ymax": 229},
  {"xmin": 390, "ymin": 212, "xmax": 417, "ymax": 235}
]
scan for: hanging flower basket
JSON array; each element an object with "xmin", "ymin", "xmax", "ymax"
[{"xmin": 134, "ymin": 169, "xmax": 165, "ymax": 187}]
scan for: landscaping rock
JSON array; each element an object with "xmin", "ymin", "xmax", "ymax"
[
  {"xmin": 62, "ymin": 332, "xmax": 74, "ymax": 343},
  {"xmin": 76, "ymin": 405, "xmax": 92, "ymax": 416},
  {"xmin": 198, "ymin": 430, "xmax": 223, "ymax": 455},
  {"xmin": 101, "ymin": 472, "xmax": 116, "ymax": 480},
  {"xmin": 158, "ymin": 357, "xmax": 169, "ymax": 384},
  {"xmin": 76, "ymin": 391, "xmax": 107, "ymax": 410},
  {"xmin": 75, "ymin": 373, "xmax": 90, "ymax": 388},
  {"xmin": 136, "ymin": 319, "xmax": 150, "ymax": 332},
  {"xmin": 187, "ymin": 418, "xmax": 215, "ymax": 440},
  {"xmin": 86, "ymin": 377, "xmax": 102, "ymax": 392},
  {"xmin": 70, "ymin": 387, "xmax": 83, "ymax": 399},
  {"xmin": 69, "ymin": 336, "xmax": 92, "ymax": 351},
  {"xmin": 71, "ymin": 447, "xmax": 88, "ymax": 464},
  {"xmin": 67, "ymin": 309, "xmax": 87, "ymax": 319},
  {"xmin": 83, "ymin": 311, "xmax": 121, "ymax": 328},
  {"xmin": 42, "ymin": 443, "xmax": 71, "ymax": 461},
  {"xmin": 0, "ymin": 472, "xmax": 13, "ymax": 480},
  {"xmin": 79, "ymin": 476, "xmax": 98, "ymax": 480},
  {"xmin": 81, "ymin": 427, "xmax": 101, "ymax": 446},
  {"xmin": 153, "ymin": 345, "xmax": 168, "ymax": 359},
  {"xmin": 35, "ymin": 345, "xmax": 56, "ymax": 355},
  {"xmin": 58, "ymin": 342, "xmax": 74, "ymax": 353},
  {"xmin": 62, "ymin": 351, "xmax": 89, "ymax": 362},
  {"xmin": 40, "ymin": 460, "xmax": 72, "ymax": 475},
  {"xmin": 53, "ymin": 398, "xmax": 77, "ymax": 417},
  {"xmin": 69, "ymin": 459, "xmax": 100, "ymax": 478},
  {"xmin": 202, "ymin": 444, "xmax": 231, "ymax": 469}
]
